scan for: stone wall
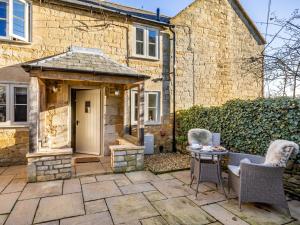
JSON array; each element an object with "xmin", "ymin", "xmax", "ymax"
[
  {"xmin": 27, "ymin": 149, "xmax": 72, "ymax": 182},
  {"xmin": 171, "ymin": 0, "xmax": 264, "ymax": 110},
  {"xmin": 110, "ymin": 139, "xmax": 144, "ymax": 172},
  {"xmin": 284, "ymin": 159, "xmax": 300, "ymax": 199},
  {"xmin": 0, "ymin": 127, "xmax": 29, "ymax": 166}
]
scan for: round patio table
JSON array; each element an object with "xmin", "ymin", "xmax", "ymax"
[{"xmin": 186, "ymin": 146, "xmax": 228, "ymax": 198}]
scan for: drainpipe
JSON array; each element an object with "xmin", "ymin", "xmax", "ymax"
[{"xmin": 170, "ymin": 26, "xmax": 176, "ymax": 153}]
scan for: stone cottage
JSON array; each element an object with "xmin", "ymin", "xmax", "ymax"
[{"xmin": 0, "ymin": 0, "xmax": 265, "ymax": 181}]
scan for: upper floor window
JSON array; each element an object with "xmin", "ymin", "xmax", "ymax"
[
  {"xmin": 0, "ymin": 84, "xmax": 28, "ymax": 125},
  {"xmin": 0, "ymin": 0, "xmax": 30, "ymax": 42},
  {"xmin": 133, "ymin": 25, "xmax": 159, "ymax": 60}
]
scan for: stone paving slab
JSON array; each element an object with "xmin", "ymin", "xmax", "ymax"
[
  {"xmin": 5, "ymin": 198, "xmax": 39, "ymax": 225},
  {"xmin": 187, "ymin": 190, "xmax": 226, "ymax": 206},
  {"xmin": 0, "ymin": 192, "xmax": 20, "ymax": 214},
  {"xmin": 60, "ymin": 212, "xmax": 113, "ymax": 225},
  {"xmin": 219, "ymin": 200, "xmax": 293, "ymax": 225},
  {"xmin": 0, "ymin": 167, "xmax": 7, "ymax": 175},
  {"xmin": 34, "ymin": 193, "xmax": 85, "ymax": 224},
  {"xmin": 151, "ymin": 179, "xmax": 190, "ymax": 198},
  {"xmin": 19, "ymin": 180, "xmax": 63, "ymax": 200},
  {"xmin": 106, "ymin": 193, "xmax": 159, "ymax": 224},
  {"xmin": 85, "ymin": 199, "xmax": 108, "ymax": 214},
  {"xmin": 82, "ymin": 180, "xmax": 122, "ymax": 201},
  {"xmin": 157, "ymin": 173, "xmax": 174, "ymax": 180},
  {"xmin": 126, "ymin": 171, "xmax": 161, "ymax": 184},
  {"xmin": 115, "ymin": 178, "xmax": 131, "ymax": 187},
  {"xmin": 171, "ymin": 170, "xmax": 192, "ymax": 184},
  {"xmin": 63, "ymin": 178, "xmax": 81, "ymax": 194},
  {"xmin": 289, "ymin": 200, "xmax": 300, "ymax": 221},
  {"xmin": 2, "ymin": 178, "xmax": 26, "ymax": 194},
  {"xmin": 0, "ymin": 175, "xmax": 14, "ymax": 192},
  {"xmin": 96, "ymin": 174, "xmax": 126, "ymax": 182},
  {"xmin": 152, "ymin": 197, "xmax": 215, "ymax": 225},
  {"xmin": 35, "ymin": 221, "xmax": 59, "ymax": 225},
  {"xmin": 143, "ymin": 190, "xmax": 167, "ymax": 202},
  {"xmin": 140, "ymin": 216, "xmax": 168, "ymax": 225},
  {"xmin": 80, "ymin": 176, "xmax": 96, "ymax": 184},
  {"xmin": 120, "ymin": 183, "xmax": 156, "ymax": 195},
  {"xmin": 202, "ymin": 203, "xmax": 249, "ymax": 225},
  {"xmin": 0, "ymin": 215, "xmax": 7, "ymax": 225}
]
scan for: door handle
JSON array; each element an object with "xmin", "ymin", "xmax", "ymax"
[{"xmin": 76, "ymin": 120, "xmax": 79, "ymax": 126}]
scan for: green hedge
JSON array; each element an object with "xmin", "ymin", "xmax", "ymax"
[{"xmin": 176, "ymin": 97, "xmax": 300, "ymax": 157}]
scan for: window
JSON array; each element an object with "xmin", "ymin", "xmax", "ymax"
[
  {"xmin": 0, "ymin": 85, "xmax": 7, "ymax": 122},
  {"xmin": 0, "ymin": 0, "xmax": 30, "ymax": 41},
  {"xmin": 133, "ymin": 25, "xmax": 159, "ymax": 59},
  {"xmin": 131, "ymin": 91, "xmax": 160, "ymax": 124},
  {"xmin": 0, "ymin": 84, "xmax": 28, "ymax": 125}
]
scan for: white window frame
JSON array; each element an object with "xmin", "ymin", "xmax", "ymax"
[
  {"xmin": 0, "ymin": 83, "xmax": 29, "ymax": 126},
  {"xmin": 0, "ymin": 0, "xmax": 30, "ymax": 42},
  {"xmin": 0, "ymin": 84, "xmax": 9, "ymax": 125},
  {"xmin": 132, "ymin": 24, "xmax": 159, "ymax": 60},
  {"xmin": 0, "ymin": 0, "xmax": 9, "ymax": 39},
  {"xmin": 131, "ymin": 90, "xmax": 161, "ymax": 125}
]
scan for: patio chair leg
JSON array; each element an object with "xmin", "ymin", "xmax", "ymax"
[
  {"xmin": 190, "ymin": 175, "xmax": 194, "ymax": 187},
  {"xmin": 195, "ymin": 181, "xmax": 200, "ymax": 198},
  {"xmin": 239, "ymin": 200, "xmax": 242, "ymax": 212}
]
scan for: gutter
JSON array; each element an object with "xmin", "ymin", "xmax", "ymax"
[
  {"xmin": 169, "ymin": 25, "xmax": 177, "ymax": 153},
  {"xmin": 47, "ymin": 0, "xmax": 170, "ymax": 27}
]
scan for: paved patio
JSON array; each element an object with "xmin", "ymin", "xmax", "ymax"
[{"xmin": 0, "ymin": 165, "xmax": 299, "ymax": 225}]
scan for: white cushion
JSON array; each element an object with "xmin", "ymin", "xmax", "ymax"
[
  {"xmin": 264, "ymin": 140, "xmax": 299, "ymax": 167},
  {"xmin": 228, "ymin": 158, "xmax": 251, "ymax": 176},
  {"xmin": 228, "ymin": 165, "xmax": 240, "ymax": 176}
]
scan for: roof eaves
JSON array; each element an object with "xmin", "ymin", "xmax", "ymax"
[
  {"xmin": 21, "ymin": 65, "xmax": 151, "ymax": 80},
  {"xmin": 50, "ymin": 0, "xmax": 170, "ymax": 26}
]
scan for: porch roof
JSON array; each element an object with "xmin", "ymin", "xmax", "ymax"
[{"xmin": 22, "ymin": 46, "xmax": 150, "ymax": 80}]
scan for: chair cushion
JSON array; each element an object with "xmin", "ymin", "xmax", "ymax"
[
  {"xmin": 188, "ymin": 129, "xmax": 212, "ymax": 146},
  {"xmin": 264, "ymin": 140, "xmax": 299, "ymax": 167},
  {"xmin": 228, "ymin": 158, "xmax": 251, "ymax": 176},
  {"xmin": 228, "ymin": 165, "xmax": 240, "ymax": 176}
]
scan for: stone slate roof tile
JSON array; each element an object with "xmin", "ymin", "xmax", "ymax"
[{"xmin": 23, "ymin": 46, "xmax": 150, "ymax": 79}]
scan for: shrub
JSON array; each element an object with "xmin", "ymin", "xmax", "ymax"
[{"xmin": 176, "ymin": 97, "xmax": 300, "ymax": 156}]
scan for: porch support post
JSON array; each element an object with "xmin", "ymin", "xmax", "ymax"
[{"xmin": 137, "ymin": 82, "xmax": 145, "ymax": 146}]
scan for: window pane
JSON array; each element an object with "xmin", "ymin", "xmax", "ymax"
[
  {"xmin": 0, "ymin": 1, "xmax": 7, "ymax": 36},
  {"xmin": 13, "ymin": 0, "xmax": 25, "ymax": 38},
  {"xmin": 149, "ymin": 44, "xmax": 156, "ymax": 57},
  {"xmin": 0, "ymin": 1, "xmax": 7, "ymax": 18},
  {"xmin": 149, "ymin": 30, "xmax": 156, "ymax": 44},
  {"xmin": 15, "ymin": 87, "xmax": 27, "ymax": 104},
  {"xmin": 0, "ymin": 105, "xmax": 6, "ymax": 122},
  {"xmin": 0, "ymin": 86, "xmax": 6, "ymax": 104},
  {"xmin": 148, "ymin": 94, "xmax": 157, "ymax": 107},
  {"xmin": 136, "ymin": 28, "xmax": 144, "ymax": 41},
  {"xmin": 14, "ymin": 105, "xmax": 27, "ymax": 122},
  {"xmin": 148, "ymin": 108, "xmax": 157, "ymax": 122},
  {"xmin": 136, "ymin": 42, "xmax": 144, "ymax": 55}
]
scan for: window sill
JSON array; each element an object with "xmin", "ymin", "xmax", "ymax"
[
  {"xmin": 0, "ymin": 124, "xmax": 29, "ymax": 129},
  {"xmin": 131, "ymin": 122, "xmax": 161, "ymax": 126},
  {"xmin": 129, "ymin": 55, "xmax": 160, "ymax": 62},
  {"xmin": 0, "ymin": 37, "xmax": 31, "ymax": 45}
]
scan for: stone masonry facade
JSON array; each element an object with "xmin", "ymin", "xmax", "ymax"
[
  {"xmin": 171, "ymin": 0, "xmax": 264, "ymax": 109},
  {"xmin": 0, "ymin": 0, "xmax": 265, "ymax": 157},
  {"xmin": 0, "ymin": 127, "xmax": 29, "ymax": 166},
  {"xmin": 110, "ymin": 139, "xmax": 144, "ymax": 173},
  {"xmin": 27, "ymin": 149, "xmax": 72, "ymax": 182}
]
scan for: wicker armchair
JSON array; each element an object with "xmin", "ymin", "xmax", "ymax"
[{"xmin": 228, "ymin": 152, "xmax": 290, "ymax": 215}]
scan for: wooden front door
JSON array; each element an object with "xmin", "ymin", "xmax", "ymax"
[{"xmin": 76, "ymin": 89, "xmax": 101, "ymax": 155}]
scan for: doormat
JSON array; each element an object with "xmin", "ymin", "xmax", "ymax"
[{"xmin": 74, "ymin": 157, "xmax": 101, "ymax": 164}]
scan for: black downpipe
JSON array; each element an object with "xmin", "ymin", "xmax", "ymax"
[{"xmin": 170, "ymin": 26, "xmax": 176, "ymax": 153}]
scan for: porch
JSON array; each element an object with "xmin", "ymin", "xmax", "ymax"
[{"xmin": 22, "ymin": 46, "xmax": 149, "ymax": 182}]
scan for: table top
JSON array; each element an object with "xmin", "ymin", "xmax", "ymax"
[{"xmin": 186, "ymin": 146, "xmax": 229, "ymax": 155}]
